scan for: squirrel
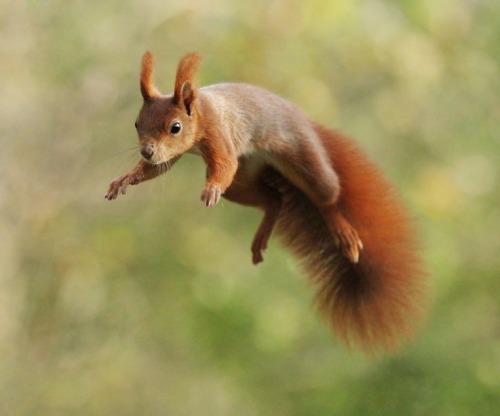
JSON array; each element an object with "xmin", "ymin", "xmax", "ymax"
[{"xmin": 105, "ymin": 52, "xmax": 426, "ymax": 352}]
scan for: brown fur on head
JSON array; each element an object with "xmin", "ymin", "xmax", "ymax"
[{"xmin": 135, "ymin": 51, "xmax": 202, "ymax": 165}]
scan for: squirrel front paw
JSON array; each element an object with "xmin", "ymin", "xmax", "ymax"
[
  {"xmin": 105, "ymin": 171, "xmax": 143, "ymax": 200},
  {"xmin": 200, "ymin": 183, "xmax": 222, "ymax": 207}
]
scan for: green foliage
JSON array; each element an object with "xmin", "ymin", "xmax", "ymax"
[{"xmin": 1, "ymin": 0, "xmax": 498, "ymax": 414}]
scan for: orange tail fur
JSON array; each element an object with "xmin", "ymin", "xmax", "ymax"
[{"xmin": 271, "ymin": 125, "xmax": 427, "ymax": 351}]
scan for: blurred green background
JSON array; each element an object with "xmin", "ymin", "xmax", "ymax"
[{"xmin": 1, "ymin": 0, "xmax": 499, "ymax": 415}]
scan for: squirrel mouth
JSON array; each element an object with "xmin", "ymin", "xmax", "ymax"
[{"xmin": 146, "ymin": 153, "xmax": 176, "ymax": 166}]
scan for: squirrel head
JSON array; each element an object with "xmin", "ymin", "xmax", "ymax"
[{"xmin": 135, "ymin": 51, "xmax": 202, "ymax": 164}]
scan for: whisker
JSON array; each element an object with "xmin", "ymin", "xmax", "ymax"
[
  {"xmin": 157, "ymin": 163, "xmax": 165, "ymax": 176},
  {"xmin": 108, "ymin": 145, "xmax": 140, "ymax": 158},
  {"xmin": 160, "ymin": 164, "xmax": 167, "ymax": 196},
  {"xmin": 97, "ymin": 145, "xmax": 139, "ymax": 171},
  {"xmin": 192, "ymin": 144, "xmax": 207, "ymax": 160}
]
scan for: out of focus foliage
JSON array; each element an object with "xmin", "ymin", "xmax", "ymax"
[{"xmin": 1, "ymin": 0, "xmax": 498, "ymax": 415}]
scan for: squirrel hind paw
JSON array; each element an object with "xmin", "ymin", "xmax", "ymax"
[
  {"xmin": 251, "ymin": 250, "xmax": 264, "ymax": 265},
  {"xmin": 333, "ymin": 220, "xmax": 363, "ymax": 264},
  {"xmin": 251, "ymin": 234, "xmax": 268, "ymax": 265},
  {"xmin": 339, "ymin": 233, "xmax": 363, "ymax": 264}
]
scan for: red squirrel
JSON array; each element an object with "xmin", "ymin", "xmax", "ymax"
[{"xmin": 106, "ymin": 52, "xmax": 426, "ymax": 351}]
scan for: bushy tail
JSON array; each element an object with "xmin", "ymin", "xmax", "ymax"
[{"xmin": 272, "ymin": 125, "xmax": 427, "ymax": 352}]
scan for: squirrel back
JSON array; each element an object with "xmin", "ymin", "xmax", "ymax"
[{"xmin": 266, "ymin": 125, "xmax": 426, "ymax": 351}]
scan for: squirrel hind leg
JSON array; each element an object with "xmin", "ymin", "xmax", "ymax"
[
  {"xmin": 251, "ymin": 200, "xmax": 281, "ymax": 264},
  {"xmin": 268, "ymin": 146, "xmax": 363, "ymax": 263},
  {"xmin": 251, "ymin": 171, "xmax": 284, "ymax": 264},
  {"xmin": 249, "ymin": 166, "xmax": 311, "ymax": 265},
  {"xmin": 261, "ymin": 166, "xmax": 363, "ymax": 264},
  {"xmin": 224, "ymin": 166, "xmax": 284, "ymax": 265}
]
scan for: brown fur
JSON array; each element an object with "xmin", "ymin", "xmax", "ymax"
[
  {"xmin": 265, "ymin": 126, "xmax": 426, "ymax": 351},
  {"xmin": 106, "ymin": 52, "xmax": 427, "ymax": 352}
]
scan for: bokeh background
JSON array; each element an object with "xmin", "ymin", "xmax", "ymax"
[{"xmin": 1, "ymin": 0, "xmax": 499, "ymax": 415}]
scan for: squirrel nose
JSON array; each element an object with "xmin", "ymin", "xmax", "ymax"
[{"xmin": 140, "ymin": 144, "xmax": 154, "ymax": 160}]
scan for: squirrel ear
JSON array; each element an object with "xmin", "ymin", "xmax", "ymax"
[
  {"xmin": 140, "ymin": 51, "xmax": 159, "ymax": 100},
  {"xmin": 173, "ymin": 52, "xmax": 201, "ymax": 111},
  {"xmin": 179, "ymin": 81, "xmax": 196, "ymax": 115}
]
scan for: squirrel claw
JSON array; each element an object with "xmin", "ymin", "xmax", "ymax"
[
  {"xmin": 105, "ymin": 181, "xmax": 120, "ymax": 200},
  {"xmin": 201, "ymin": 184, "xmax": 222, "ymax": 207}
]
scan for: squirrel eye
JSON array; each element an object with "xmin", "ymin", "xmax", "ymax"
[
  {"xmin": 134, "ymin": 121, "xmax": 138, "ymax": 129},
  {"xmin": 170, "ymin": 121, "xmax": 182, "ymax": 135}
]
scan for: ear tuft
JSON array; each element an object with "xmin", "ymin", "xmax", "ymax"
[
  {"xmin": 140, "ymin": 51, "xmax": 159, "ymax": 100},
  {"xmin": 173, "ymin": 52, "xmax": 201, "ymax": 108}
]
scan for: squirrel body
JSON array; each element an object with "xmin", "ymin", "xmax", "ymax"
[{"xmin": 106, "ymin": 52, "xmax": 426, "ymax": 351}]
